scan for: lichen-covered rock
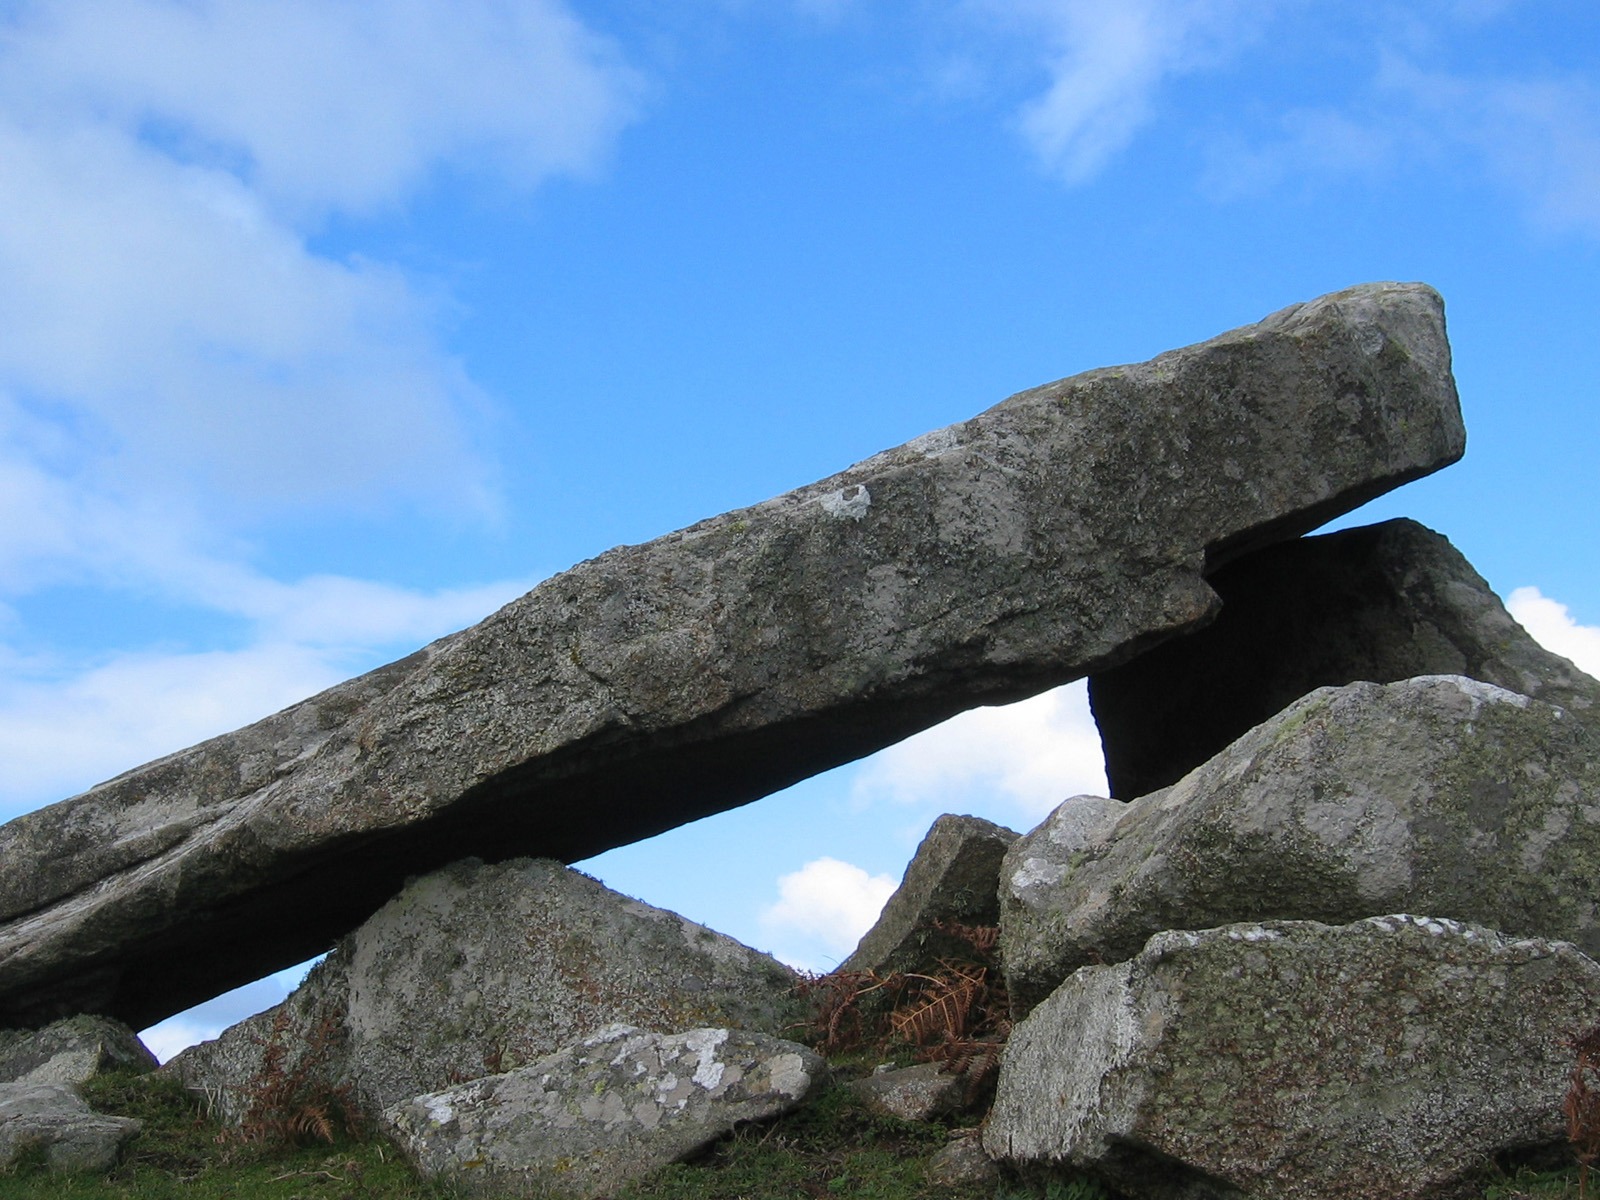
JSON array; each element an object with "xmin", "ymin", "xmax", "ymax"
[
  {"xmin": 167, "ymin": 858, "xmax": 800, "ymax": 1122},
  {"xmin": 381, "ymin": 1024, "xmax": 824, "ymax": 1199},
  {"xmin": 0, "ymin": 1082, "xmax": 141, "ymax": 1173},
  {"xmin": 848, "ymin": 1062, "xmax": 968, "ymax": 1122},
  {"xmin": 0, "ymin": 1016, "xmax": 156, "ymax": 1086},
  {"xmin": 985, "ymin": 916, "xmax": 1600, "ymax": 1200},
  {"xmin": 1001, "ymin": 675, "xmax": 1600, "ymax": 1014},
  {"xmin": 0, "ymin": 282, "xmax": 1464, "ymax": 1031},
  {"xmin": 1090, "ymin": 517, "xmax": 1600, "ymax": 799},
  {"xmin": 842, "ymin": 814, "xmax": 1017, "ymax": 977}
]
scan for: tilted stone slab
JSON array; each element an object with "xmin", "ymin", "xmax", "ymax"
[
  {"xmin": 841, "ymin": 813, "xmax": 1017, "ymax": 977},
  {"xmin": 381, "ymin": 1024, "xmax": 824, "ymax": 1199},
  {"xmin": 0, "ymin": 1016, "xmax": 156, "ymax": 1087},
  {"xmin": 166, "ymin": 857, "xmax": 800, "ymax": 1122},
  {"xmin": 985, "ymin": 916, "xmax": 1600, "ymax": 1200},
  {"xmin": 1090, "ymin": 517, "xmax": 1600, "ymax": 798},
  {"xmin": 0, "ymin": 282, "xmax": 1464, "ymax": 1029},
  {"xmin": 1000, "ymin": 675, "xmax": 1600, "ymax": 1015}
]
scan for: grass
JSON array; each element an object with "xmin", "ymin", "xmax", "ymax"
[{"xmin": 0, "ymin": 1069, "xmax": 1586, "ymax": 1200}]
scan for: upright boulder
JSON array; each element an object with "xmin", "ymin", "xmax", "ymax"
[
  {"xmin": 1091, "ymin": 518, "xmax": 1600, "ymax": 798},
  {"xmin": 985, "ymin": 916, "xmax": 1600, "ymax": 1200},
  {"xmin": 1001, "ymin": 675, "xmax": 1600, "ymax": 1015},
  {"xmin": 0, "ymin": 282, "xmax": 1464, "ymax": 1029},
  {"xmin": 167, "ymin": 858, "xmax": 800, "ymax": 1123},
  {"xmin": 841, "ymin": 814, "xmax": 1017, "ymax": 977}
]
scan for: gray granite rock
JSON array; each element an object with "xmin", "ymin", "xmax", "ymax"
[
  {"xmin": 1001, "ymin": 675, "xmax": 1600, "ymax": 1015},
  {"xmin": 0, "ymin": 1016, "xmax": 156, "ymax": 1087},
  {"xmin": 0, "ymin": 1082, "xmax": 140, "ymax": 1173},
  {"xmin": 381, "ymin": 1024, "xmax": 824, "ymax": 1199},
  {"xmin": 167, "ymin": 857, "xmax": 800, "ymax": 1123},
  {"xmin": 849, "ymin": 1062, "xmax": 968, "ymax": 1122},
  {"xmin": 985, "ymin": 915, "xmax": 1600, "ymax": 1200},
  {"xmin": 926, "ymin": 1129, "xmax": 1001, "ymax": 1190},
  {"xmin": 841, "ymin": 814, "xmax": 1017, "ymax": 977},
  {"xmin": 1090, "ymin": 517, "xmax": 1600, "ymax": 799},
  {"xmin": 0, "ymin": 282, "xmax": 1464, "ymax": 1029}
]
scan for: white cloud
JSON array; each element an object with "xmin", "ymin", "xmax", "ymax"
[
  {"xmin": 851, "ymin": 679, "xmax": 1108, "ymax": 823},
  {"xmin": 1506, "ymin": 587, "xmax": 1600, "ymax": 681},
  {"xmin": 760, "ymin": 857, "xmax": 897, "ymax": 973},
  {"xmin": 992, "ymin": 0, "xmax": 1269, "ymax": 183},
  {"xmin": 0, "ymin": 0, "xmax": 640, "ymax": 218}
]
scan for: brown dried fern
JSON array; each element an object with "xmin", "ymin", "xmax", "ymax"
[
  {"xmin": 1568, "ymin": 1022, "xmax": 1600, "ymax": 1200},
  {"xmin": 224, "ymin": 1009, "xmax": 360, "ymax": 1148}
]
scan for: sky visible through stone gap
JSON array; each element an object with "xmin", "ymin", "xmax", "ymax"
[{"xmin": 0, "ymin": 0, "xmax": 1594, "ymax": 1061}]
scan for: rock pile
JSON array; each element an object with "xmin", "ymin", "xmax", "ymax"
[{"xmin": 9, "ymin": 281, "xmax": 1596, "ymax": 1198}]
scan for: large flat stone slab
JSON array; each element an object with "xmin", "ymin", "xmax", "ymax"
[
  {"xmin": 0, "ymin": 282, "xmax": 1464, "ymax": 1029},
  {"xmin": 1090, "ymin": 517, "xmax": 1600, "ymax": 798}
]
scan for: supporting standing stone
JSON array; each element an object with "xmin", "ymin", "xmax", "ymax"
[
  {"xmin": 1090, "ymin": 518, "xmax": 1600, "ymax": 799},
  {"xmin": 167, "ymin": 858, "xmax": 800, "ymax": 1123},
  {"xmin": 0, "ymin": 282, "xmax": 1464, "ymax": 1030}
]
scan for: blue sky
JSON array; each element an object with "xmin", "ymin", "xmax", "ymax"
[{"xmin": 1, "ymin": 0, "xmax": 1596, "ymax": 1058}]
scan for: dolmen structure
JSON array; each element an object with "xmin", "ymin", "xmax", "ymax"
[{"xmin": 5, "ymin": 281, "xmax": 1597, "ymax": 1198}]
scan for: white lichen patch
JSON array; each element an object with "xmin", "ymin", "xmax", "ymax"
[
  {"xmin": 819, "ymin": 485, "xmax": 871, "ymax": 521},
  {"xmin": 766, "ymin": 1052, "xmax": 812, "ymax": 1098}
]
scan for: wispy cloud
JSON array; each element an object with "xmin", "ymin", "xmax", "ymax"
[
  {"xmin": 978, "ymin": 0, "xmax": 1271, "ymax": 183},
  {"xmin": 1506, "ymin": 587, "xmax": 1600, "ymax": 681}
]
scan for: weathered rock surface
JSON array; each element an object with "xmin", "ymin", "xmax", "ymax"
[
  {"xmin": 0, "ymin": 1082, "xmax": 141, "ymax": 1173},
  {"xmin": 849, "ymin": 1062, "xmax": 969, "ymax": 1122},
  {"xmin": 167, "ymin": 857, "xmax": 800, "ymax": 1122},
  {"xmin": 382, "ymin": 1024, "xmax": 824, "ymax": 1199},
  {"xmin": 926, "ymin": 1129, "xmax": 1001, "ymax": 1191},
  {"xmin": 1091, "ymin": 517, "xmax": 1600, "ymax": 798},
  {"xmin": 985, "ymin": 915, "xmax": 1600, "ymax": 1200},
  {"xmin": 0, "ymin": 282, "xmax": 1464, "ymax": 1030},
  {"xmin": 841, "ymin": 814, "xmax": 1017, "ymax": 977},
  {"xmin": 0, "ymin": 1016, "xmax": 155, "ymax": 1087},
  {"xmin": 1001, "ymin": 675, "xmax": 1600, "ymax": 1015}
]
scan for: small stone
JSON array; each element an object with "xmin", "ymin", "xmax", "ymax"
[
  {"xmin": 0, "ymin": 1082, "xmax": 141, "ymax": 1173},
  {"xmin": 849, "ymin": 1062, "xmax": 967, "ymax": 1122},
  {"xmin": 925, "ymin": 1129, "xmax": 1000, "ymax": 1190}
]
